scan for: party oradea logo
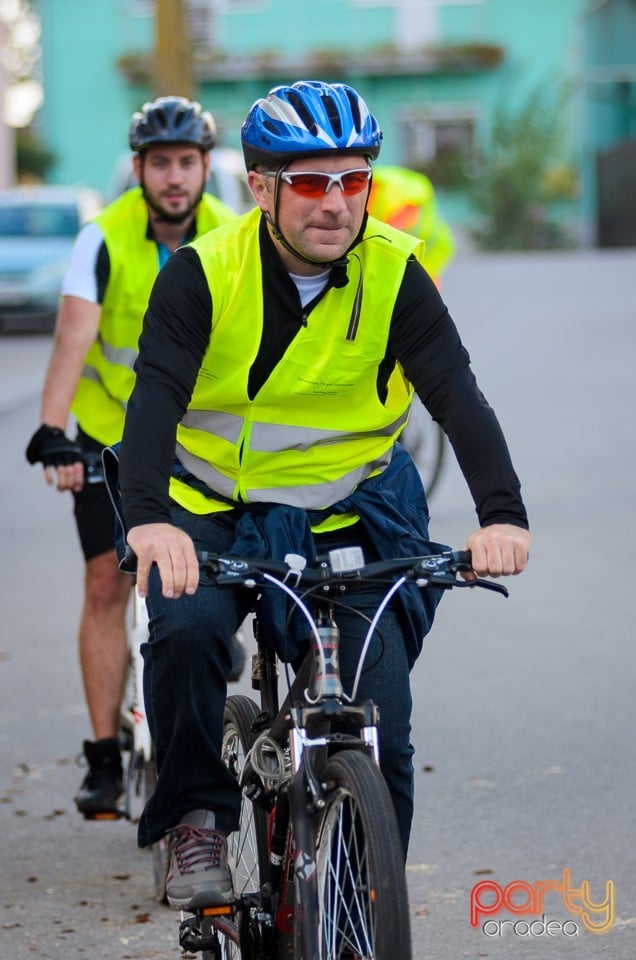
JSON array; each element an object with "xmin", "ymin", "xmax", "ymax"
[{"xmin": 470, "ymin": 868, "xmax": 614, "ymax": 938}]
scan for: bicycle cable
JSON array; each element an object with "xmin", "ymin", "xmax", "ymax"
[{"xmin": 246, "ymin": 731, "xmax": 290, "ymax": 791}]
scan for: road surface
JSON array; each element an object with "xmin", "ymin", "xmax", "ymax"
[{"xmin": 1, "ymin": 247, "xmax": 634, "ymax": 958}]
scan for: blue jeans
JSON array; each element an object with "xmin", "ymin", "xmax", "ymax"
[{"xmin": 138, "ymin": 506, "xmax": 433, "ymax": 858}]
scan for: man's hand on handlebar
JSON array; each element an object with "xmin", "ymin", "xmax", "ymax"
[
  {"xmin": 127, "ymin": 523, "xmax": 200, "ymax": 599},
  {"xmin": 464, "ymin": 524, "xmax": 531, "ymax": 579}
]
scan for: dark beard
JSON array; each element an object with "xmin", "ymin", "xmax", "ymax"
[{"xmin": 141, "ymin": 187, "xmax": 204, "ymax": 224}]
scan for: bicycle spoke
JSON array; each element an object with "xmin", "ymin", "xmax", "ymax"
[
  {"xmin": 312, "ymin": 752, "xmax": 411, "ymax": 959},
  {"xmin": 319, "ymin": 791, "xmax": 375, "ymax": 958}
]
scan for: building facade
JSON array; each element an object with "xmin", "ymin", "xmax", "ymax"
[{"xmin": 34, "ymin": 0, "xmax": 636, "ymax": 245}]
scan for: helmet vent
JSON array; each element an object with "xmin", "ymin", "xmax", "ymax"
[
  {"xmin": 321, "ymin": 94, "xmax": 342, "ymax": 138},
  {"xmin": 287, "ymin": 91, "xmax": 319, "ymax": 135},
  {"xmin": 344, "ymin": 87, "xmax": 363, "ymax": 132},
  {"xmin": 129, "ymin": 96, "xmax": 216, "ymax": 152}
]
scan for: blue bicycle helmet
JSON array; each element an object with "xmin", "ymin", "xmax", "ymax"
[
  {"xmin": 129, "ymin": 96, "xmax": 217, "ymax": 152},
  {"xmin": 241, "ymin": 80, "xmax": 382, "ymax": 169}
]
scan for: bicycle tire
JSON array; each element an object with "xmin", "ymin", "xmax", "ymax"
[
  {"xmin": 223, "ymin": 695, "xmax": 269, "ymax": 899},
  {"xmin": 400, "ymin": 397, "xmax": 446, "ymax": 499},
  {"xmin": 207, "ymin": 695, "xmax": 271, "ymax": 960},
  {"xmin": 142, "ymin": 758, "xmax": 170, "ymax": 904},
  {"xmin": 308, "ymin": 749, "xmax": 412, "ymax": 959}
]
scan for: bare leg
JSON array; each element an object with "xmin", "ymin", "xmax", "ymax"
[{"xmin": 78, "ymin": 549, "xmax": 132, "ymax": 739}]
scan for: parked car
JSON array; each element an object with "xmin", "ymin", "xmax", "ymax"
[
  {"xmin": 108, "ymin": 147, "xmax": 254, "ymax": 214},
  {"xmin": 0, "ymin": 185, "xmax": 103, "ymax": 334}
]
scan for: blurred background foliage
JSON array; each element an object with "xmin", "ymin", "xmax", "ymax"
[{"xmin": 466, "ymin": 81, "xmax": 579, "ymax": 249}]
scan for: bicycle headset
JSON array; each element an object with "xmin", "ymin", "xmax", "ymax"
[{"xmin": 240, "ymin": 80, "xmax": 383, "ymax": 268}]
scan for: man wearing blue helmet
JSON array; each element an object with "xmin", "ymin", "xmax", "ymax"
[{"xmin": 115, "ymin": 81, "xmax": 530, "ymax": 909}]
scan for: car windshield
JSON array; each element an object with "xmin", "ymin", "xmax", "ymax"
[{"xmin": 0, "ymin": 203, "xmax": 80, "ymax": 238}]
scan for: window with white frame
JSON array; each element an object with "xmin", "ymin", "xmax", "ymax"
[{"xmin": 399, "ymin": 107, "xmax": 477, "ymax": 187}]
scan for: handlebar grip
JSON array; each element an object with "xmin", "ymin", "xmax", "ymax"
[{"xmin": 451, "ymin": 549, "xmax": 472, "ymax": 571}]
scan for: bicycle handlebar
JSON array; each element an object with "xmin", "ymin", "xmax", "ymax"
[
  {"xmin": 120, "ymin": 544, "xmax": 509, "ymax": 597},
  {"xmin": 196, "ymin": 548, "xmax": 509, "ymax": 598}
]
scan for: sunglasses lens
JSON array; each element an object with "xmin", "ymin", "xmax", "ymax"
[
  {"xmin": 284, "ymin": 170, "xmax": 371, "ymax": 197},
  {"xmin": 340, "ymin": 171, "xmax": 371, "ymax": 195},
  {"xmin": 286, "ymin": 174, "xmax": 329, "ymax": 197}
]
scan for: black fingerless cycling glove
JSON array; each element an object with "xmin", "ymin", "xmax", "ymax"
[{"xmin": 26, "ymin": 424, "xmax": 83, "ymax": 467}]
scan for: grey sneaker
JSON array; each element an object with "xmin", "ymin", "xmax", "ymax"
[{"xmin": 166, "ymin": 810, "xmax": 233, "ymax": 911}]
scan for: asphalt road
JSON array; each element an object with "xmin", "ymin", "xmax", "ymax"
[{"xmin": 1, "ymin": 247, "xmax": 635, "ymax": 959}]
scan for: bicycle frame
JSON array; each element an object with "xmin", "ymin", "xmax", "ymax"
[
  {"xmin": 117, "ymin": 587, "xmax": 154, "ymax": 825},
  {"xmin": 122, "ymin": 589, "xmax": 152, "ymax": 762},
  {"xmin": 82, "ymin": 455, "xmax": 155, "ymax": 824}
]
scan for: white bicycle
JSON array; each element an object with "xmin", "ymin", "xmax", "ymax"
[
  {"xmin": 400, "ymin": 396, "xmax": 446, "ymax": 499},
  {"xmin": 117, "ymin": 587, "xmax": 171, "ymax": 899}
]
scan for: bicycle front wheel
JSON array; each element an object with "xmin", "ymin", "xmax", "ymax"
[{"xmin": 311, "ymin": 750, "xmax": 411, "ymax": 959}]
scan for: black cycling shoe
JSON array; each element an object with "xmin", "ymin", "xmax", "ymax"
[{"xmin": 74, "ymin": 738, "xmax": 123, "ymax": 819}]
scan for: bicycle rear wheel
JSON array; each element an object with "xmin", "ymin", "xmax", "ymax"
[
  {"xmin": 213, "ymin": 696, "xmax": 270, "ymax": 960},
  {"xmin": 400, "ymin": 396, "xmax": 446, "ymax": 499},
  {"xmin": 311, "ymin": 750, "xmax": 411, "ymax": 959},
  {"xmin": 223, "ymin": 695, "xmax": 269, "ymax": 898}
]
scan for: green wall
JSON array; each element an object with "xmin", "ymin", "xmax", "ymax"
[{"xmin": 35, "ymin": 0, "xmax": 610, "ymax": 242}]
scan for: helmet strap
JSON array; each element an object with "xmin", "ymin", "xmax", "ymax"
[{"xmin": 267, "ymin": 166, "xmax": 367, "ymax": 271}]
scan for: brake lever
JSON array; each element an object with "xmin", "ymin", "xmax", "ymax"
[
  {"xmin": 453, "ymin": 577, "xmax": 509, "ymax": 597},
  {"xmin": 445, "ymin": 550, "xmax": 509, "ymax": 597},
  {"xmin": 413, "ymin": 567, "xmax": 509, "ymax": 597}
]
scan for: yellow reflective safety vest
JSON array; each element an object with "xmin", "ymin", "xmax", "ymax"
[
  {"xmin": 368, "ymin": 166, "xmax": 455, "ymax": 283},
  {"xmin": 170, "ymin": 208, "xmax": 425, "ymax": 517},
  {"xmin": 71, "ymin": 187, "xmax": 236, "ymax": 446}
]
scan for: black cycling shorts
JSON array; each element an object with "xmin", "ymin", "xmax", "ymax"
[{"xmin": 72, "ymin": 430, "xmax": 118, "ymax": 562}]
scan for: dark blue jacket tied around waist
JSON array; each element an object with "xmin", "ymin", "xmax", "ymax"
[{"xmin": 103, "ymin": 441, "xmax": 446, "ymax": 667}]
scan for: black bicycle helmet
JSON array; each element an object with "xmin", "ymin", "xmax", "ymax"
[
  {"xmin": 241, "ymin": 80, "xmax": 382, "ymax": 170},
  {"xmin": 129, "ymin": 96, "xmax": 217, "ymax": 152}
]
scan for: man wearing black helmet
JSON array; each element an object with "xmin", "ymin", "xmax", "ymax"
[
  {"xmin": 115, "ymin": 81, "xmax": 530, "ymax": 909},
  {"xmin": 25, "ymin": 96, "xmax": 238, "ymax": 819}
]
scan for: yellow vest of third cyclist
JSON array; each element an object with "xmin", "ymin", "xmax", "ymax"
[
  {"xmin": 171, "ymin": 208, "xmax": 425, "ymax": 514},
  {"xmin": 72, "ymin": 187, "xmax": 235, "ymax": 446}
]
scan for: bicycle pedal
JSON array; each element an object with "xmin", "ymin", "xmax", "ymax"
[
  {"xmin": 82, "ymin": 808, "xmax": 125, "ymax": 821},
  {"xmin": 199, "ymin": 904, "xmax": 234, "ymax": 917},
  {"xmin": 179, "ymin": 911, "xmax": 237, "ymax": 953}
]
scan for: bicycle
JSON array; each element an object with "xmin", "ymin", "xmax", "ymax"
[
  {"xmin": 171, "ymin": 544, "xmax": 508, "ymax": 960},
  {"xmin": 399, "ymin": 398, "xmax": 446, "ymax": 500}
]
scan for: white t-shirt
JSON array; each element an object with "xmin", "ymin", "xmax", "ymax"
[
  {"xmin": 288, "ymin": 269, "xmax": 330, "ymax": 307},
  {"xmin": 60, "ymin": 221, "xmax": 106, "ymax": 303}
]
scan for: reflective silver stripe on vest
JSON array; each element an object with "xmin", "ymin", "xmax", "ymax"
[
  {"xmin": 100, "ymin": 342, "xmax": 138, "ymax": 369},
  {"xmin": 248, "ymin": 412, "xmax": 408, "ymax": 453},
  {"xmin": 80, "ymin": 363, "xmax": 129, "ymax": 408},
  {"xmin": 81, "ymin": 364, "xmax": 102, "ymax": 385},
  {"xmin": 247, "ymin": 454, "xmax": 392, "ymax": 508},
  {"xmin": 180, "ymin": 410, "xmax": 243, "ymax": 444},
  {"xmin": 175, "ymin": 443, "xmax": 240, "ymax": 499},
  {"xmin": 175, "ymin": 444, "xmax": 393, "ymax": 509},
  {"xmin": 179, "ymin": 409, "xmax": 409, "ymax": 453}
]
